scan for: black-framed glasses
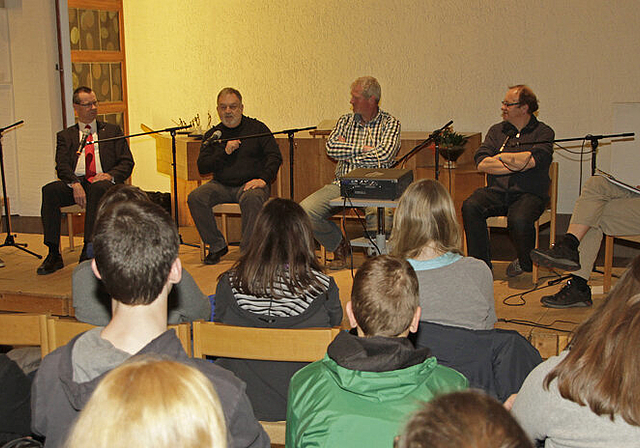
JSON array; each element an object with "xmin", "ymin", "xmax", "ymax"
[
  {"xmin": 501, "ymin": 101, "xmax": 520, "ymax": 107},
  {"xmin": 76, "ymin": 101, "xmax": 99, "ymax": 108}
]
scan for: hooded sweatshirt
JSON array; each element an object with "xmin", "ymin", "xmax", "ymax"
[{"xmin": 285, "ymin": 331, "xmax": 468, "ymax": 447}]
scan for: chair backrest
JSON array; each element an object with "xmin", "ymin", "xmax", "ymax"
[
  {"xmin": 191, "ymin": 321, "xmax": 340, "ymax": 362},
  {"xmin": 46, "ymin": 317, "xmax": 96, "ymax": 354},
  {"xmin": 45, "ymin": 317, "xmax": 191, "ymax": 356},
  {"xmin": 0, "ymin": 313, "xmax": 49, "ymax": 357}
]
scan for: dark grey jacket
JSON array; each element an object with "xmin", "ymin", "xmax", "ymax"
[{"xmin": 31, "ymin": 330, "xmax": 269, "ymax": 448}]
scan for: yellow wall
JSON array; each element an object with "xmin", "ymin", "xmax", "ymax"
[{"xmin": 123, "ymin": 0, "xmax": 640, "ymax": 212}]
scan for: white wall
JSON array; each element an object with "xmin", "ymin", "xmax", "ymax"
[
  {"xmin": 122, "ymin": 0, "xmax": 640, "ymax": 213},
  {"xmin": 4, "ymin": 1, "xmax": 640, "ymax": 217},
  {"xmin": 1, "ymin": 0, "xmax": 62, "ymax": 216}
]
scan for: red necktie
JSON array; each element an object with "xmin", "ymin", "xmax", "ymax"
[{"xmin": 84, "ymin": 124, "xmax": 96, "ymax": 182}]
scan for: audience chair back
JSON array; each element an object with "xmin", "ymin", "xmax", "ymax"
[
  {"xmin": 191, "ymin": 321, "xmax": 340, "ymax": 445},
  {"xmin": 484, "ymin": 161, "xmax": 558, "ymax": 283},
  {"xmin": 45, "ymin": 317, "xmax": 192, "ymax": 356},
  {"xmin": 191, "ymin": 321, "xmax": 340, "ymax": 361},
  {"xmin": 0, "ymin": 312, "xmax": 49, "ymax": 357}
]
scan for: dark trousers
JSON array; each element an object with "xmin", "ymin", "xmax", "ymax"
[
  {"xmin": 462, "ymin": 188, "xmax": 546, "ymax": 271},
  {"xmin": 41, "ymin": 178, "xmax": 114, "ymax": 250},
  {"xmin": 187, "ymin": 180, "xmax": 270, "ymax": 252}
]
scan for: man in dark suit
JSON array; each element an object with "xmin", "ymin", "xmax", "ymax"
[{"xmin": 37, "ymin": 86, "xmax": 134, "ymax": 275}]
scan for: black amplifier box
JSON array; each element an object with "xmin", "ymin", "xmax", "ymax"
[{"xmin": 340, "ymin": 168, "xmax": 414, "ymax": 200}]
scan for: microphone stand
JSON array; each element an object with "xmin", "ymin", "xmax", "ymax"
[
  {"xmin": 515, "ymin": 132, "xmax": 634, "ymax": 176},
  {"xmin": 94, "ymin": 124, "xmax": 198, "ymax": 247},
  {"xmin": 392, "ymin": 120, "xmax": 453, "ymax": 181},
  {"xmin": 0, "ymin": 120, "xmax": 42, "ymax": 259},
  {"xmin": 208, "ymin": 125, "xmax": 316, "ymax": 200}
]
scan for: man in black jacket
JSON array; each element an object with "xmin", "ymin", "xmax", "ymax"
[
  {"xmin": 187, "ymin": 87, "xmax": 282, "ymax": 265},
  {"xmin": 37, "ymin": 86, "xmax": 134, "ymax": 275}
]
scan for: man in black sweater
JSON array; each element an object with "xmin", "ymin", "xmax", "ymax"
[
  {"xmin": 187, "ymin": 88, "xmax": 282, "ymax": 265},
  {"xmin": 462, "ymin": 85, "xmax": 554, "ymax": 277}
]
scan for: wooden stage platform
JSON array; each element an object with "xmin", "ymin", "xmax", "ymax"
[{"xmin": 0, "ymin": 232, "xmax": 619, "ymax": 359}]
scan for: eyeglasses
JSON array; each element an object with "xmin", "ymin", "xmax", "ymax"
[
  {"xmin": 76, "ymin": 101, "xmax": 99, "ymax": 108},
  {"xmin": 217, "ymin": 104, "xmax": 240, "ymax": 111},
  {"xmin": 501, "ymin": 101, "xmax": 520, "ymax": 107}
]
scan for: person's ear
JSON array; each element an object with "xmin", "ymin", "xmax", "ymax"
[
  {"xmin": 91, "ymin": 259, "xmax": 102, "ymax": 280},
  {"xmin": 346, "ymin": 301, "xmax": 358, "ymax": 328},
  {"xmin": 408, "ymin": 306, "xmax": 421, "ymax": 334},
  {"xmin": 167, "ymin": 258, "xmax": 183, "ymax": 285}
]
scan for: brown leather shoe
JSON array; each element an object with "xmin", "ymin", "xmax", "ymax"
[{"xmin": 328, "ymin": 237, "xmax": 351, "ymax": 270}]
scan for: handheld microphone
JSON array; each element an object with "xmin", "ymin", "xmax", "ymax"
[
  {"xmin": 202, "ymin": 129, "xmax": 223, "ymax": 146},
  {"xmin": 76, "ymin": 128, "xmax": 91, "ymax": 156}
]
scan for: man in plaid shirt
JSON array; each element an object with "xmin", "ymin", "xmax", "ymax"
[{"xmin": 301, "ymin": 76, "xmax": 401, "ymax": 269}]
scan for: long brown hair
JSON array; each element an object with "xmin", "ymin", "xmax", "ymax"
[
  {"xmin": 226, "ymin": 198, "xmax": 324, "ymax": 298},
  {"xmin": 543, "ymin": 255, "xmax": 640, "ymax": 425},
  {"xmin": 390, "ymin": 179, "xmax": 461, "ymax": 259}
]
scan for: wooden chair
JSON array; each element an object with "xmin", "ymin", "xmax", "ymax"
[
  {"xmin": 199, "ymin": 168, "xmax": 284, "ymax": 260},
  {"xmin": 45, "ymin": 317, "xmax": 192, "ymax": 356},
  {"xmin": 60, "ymin": 204, "xmax": 85, "ymax": 251},
  {"xmin": 191, "ymin": 321, "xmax": 341, "ymax": 445},
  {"xmin": 603, "ymin": 234, "xmax": 640, "ymax": 293},
  {"xmin": 486, "ymin": 161, "xmax": 558, "ymax": 283},
  {"xmin": 0, "ymin": 313, "xmax": 49, "ymax": 357}
]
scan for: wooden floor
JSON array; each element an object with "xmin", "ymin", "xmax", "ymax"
[{"xmin": 0, "ymin": 231, "xmax": 622, "ymax": 358}]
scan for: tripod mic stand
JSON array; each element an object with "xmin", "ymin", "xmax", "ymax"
[{"xmin": 0, "ymin": 120, "xmax": 43, "ymax": 259}]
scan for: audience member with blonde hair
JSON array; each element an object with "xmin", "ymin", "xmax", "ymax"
[
  {"xmin": 390, "ymin": 179, "xmax": 496, "ymax": 330},
  {"xmin": 511, "ymin": 254, "xmax": 640, "ymax": 446},
  {"xmin": 214, "ymin": 198, "xmax": 342, "ymax": 421},
  {"xmin": 396, "ymin": 390, "xmax": 532, "ymax": 448},
  {"xmin": 65, "ymin": 357, "xmax": 227, "ymax": 448}
]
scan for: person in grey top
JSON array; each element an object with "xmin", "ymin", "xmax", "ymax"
[
  {"xmin": 73, "ymin": 260, "xmax": 210, "ymax": 325},
  {"xmin": 511, "ymin": 255, "xmax": 640, "ymax": 447},
  {"xmin": 71, "ymin": 185, "xmax": 210, "ymax": 325},
  {"xmin": 390, "ymin": 179, "xmax": 496, "ymax": 330}
]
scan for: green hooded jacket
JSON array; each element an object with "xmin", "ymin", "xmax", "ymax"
[{"xmin": 285, "ymin": 331, "xmax": 468, "ymax": 447}]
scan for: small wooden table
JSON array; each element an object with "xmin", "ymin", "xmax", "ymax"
[{"xmin": 329, "ymin": 197, "xmax": 399, "ymax": 254}]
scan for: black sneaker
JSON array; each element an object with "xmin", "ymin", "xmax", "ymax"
[
  {"xmin": 203, "ymin": 246, "xmax": 229, "ymax": 265},
  {"xmin": 37, "ymin": 253, "xmax": 64, "ymax": 275},
  {"xmin": 531, "ymin": 235, "xmax": 580, "ymax": 271},
  {"xmin": 541, "ymin": 278, "xmax": 592, "ymax": 308}
]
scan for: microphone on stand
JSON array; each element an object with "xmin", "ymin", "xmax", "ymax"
[
  {"xmin": 202, "ymin": 129, "xmax": 223, "ymax": 146},
  {"xmin": 76, "ymin": 128, "xmax": 91, "ymax": 156}
]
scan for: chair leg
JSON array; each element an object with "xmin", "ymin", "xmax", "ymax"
[
  {"xmin": 220, "ymin": 213, "xmax": 229, "ymax": 242},
  {"xmin": 532, "ymin": 220, "xmax": 540, "ymax": 284},
  {"xmin": 604, "ymin": 235, "xmax": 614, "ymax": 293},
  {"xmin": 67, "ymin": 212, "xmax": 75, "ymax": 251}
]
